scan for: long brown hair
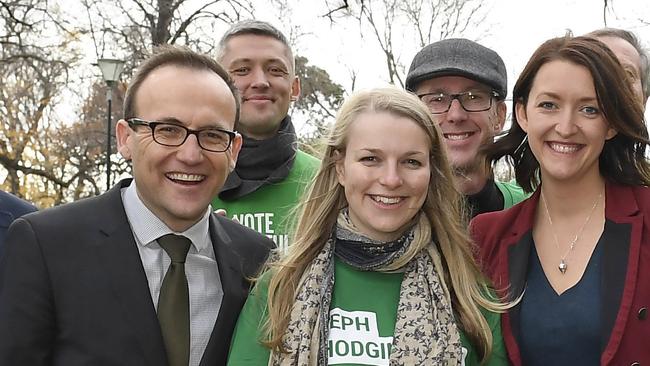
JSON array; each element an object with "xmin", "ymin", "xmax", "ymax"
[
  {"xmin": 264, "ymin": 87, "xmax": 505, "ymax": 361},
  {"xmin": 487, "ymin": 34, "xmax": 650, "ymax": 192}
]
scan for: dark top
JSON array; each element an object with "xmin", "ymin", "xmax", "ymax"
[
  {"xmin": 471, "ymin": 184, "xmax": 650, "ymax": 365},
  {"xmin": 0, "ymin": 190, "xmax": 37, "ymax": 257},
  {"xmin": 0, "ymin": 179, "xmax": 273, "ymax": 366},
  {"xmin": 519, "ymin": 234, "xmax": 604, "ymax": 365},
  {"xmin": 466, "ymin": 179, "xmax": 504, "ymax": 218}
]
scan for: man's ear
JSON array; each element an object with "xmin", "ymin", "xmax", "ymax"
[
  {"xmin": 290, "ymin": 76, "xmax": 301, "ymax": 102},
  {"xmin": 115, "ymin": 119, "xmax": 133, "ymax": 160},
  {"xmin": 515, "ymin": 102, "xmax": 529, "ymax": 133},
  {"xmin": 228, "ymin": 132, "xmax": 243, "ymax": 172},
  {"xmin": 494, "ymin": 101, "xmax": 507, "ymax": 133}
]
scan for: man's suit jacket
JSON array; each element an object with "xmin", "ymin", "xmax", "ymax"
[
  {"xmin": 0, "ymin": 189, "xmax": 37, "ymax": 257},
  {"xmin": 0, "ymin": 179, "xmax": 273, "ymax": 365}
]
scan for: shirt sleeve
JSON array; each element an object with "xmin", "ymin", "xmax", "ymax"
[
  {"xmin": 482, "ymin": 307, "xmax": 509, "ymax": 366},
  {"xmin": 459, "ymin": 295, "xmax": 509, "ymax": 366},
  {"xmin": 227, "ymin": 271, "xmax": 272, "ymax": 366}
]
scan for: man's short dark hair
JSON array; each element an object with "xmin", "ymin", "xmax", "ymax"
[
  {"xmin": 215, "ymin": 20, "xmax": 295, "ymax": 74},
  {"xmin": 589, "ymin": 27, "xmax": 649, "ymax": 99},
  {"xmin": 123, "ymin": 44, "xmax": 240, "ymax": 124}
]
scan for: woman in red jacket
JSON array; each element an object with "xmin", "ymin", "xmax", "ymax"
[{"xmin": 471, "ymin": 34, "xmax": 650, "ymax": 365}]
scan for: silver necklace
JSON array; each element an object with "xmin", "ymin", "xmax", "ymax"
[{"xmin": 540, "ymin": 190, "xmax": 603, "ymax": 274}]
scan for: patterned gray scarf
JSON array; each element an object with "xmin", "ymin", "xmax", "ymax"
[
  {"xmin": 269, "ymin": 210, "xmax": 462, "ymax": 365},
  {"xmin": 219, "ymin": 116, "xmax": 297, "ymax": 200}
]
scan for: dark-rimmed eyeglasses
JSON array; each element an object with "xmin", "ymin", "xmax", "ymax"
[
  {"xmin": 127, "ymin": 118, "xmax": 236, "ymax": 153},
  {"xmin": 417, "ymin": 90, "xmax": 500, "ymax": 114}
]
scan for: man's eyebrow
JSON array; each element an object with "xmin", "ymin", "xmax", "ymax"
[
  {"xmin": 155, "ymin": 117, "xmax": 183, "ymax": 124},
  {"xmin": 228, "ymin": 58, "xmax": 251, "ymax": 64},
  {"xmin": 229, "ymin": 57, "xmax": 290, "ymax": 67}
]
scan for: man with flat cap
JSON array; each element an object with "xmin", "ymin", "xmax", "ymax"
[{"xmin": 406, "ymin": 38, "xmax": 526, "ymax": 217}]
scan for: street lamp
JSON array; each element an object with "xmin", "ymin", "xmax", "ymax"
[{"xmin": 97, "ymin": 58, "xmax": 125, "ymax": 191}]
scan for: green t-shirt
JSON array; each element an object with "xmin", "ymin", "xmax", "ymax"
[
  {"xmin": 227, "ymin": 258, "xmax": 508, "ymax": 366},
  {"xmin": 212, "ymin": 150, "xmax": 319, "ymax": 251},
  {"xmin": 496, "ymin": 180, "xmax": 528, "ymax": 209}
]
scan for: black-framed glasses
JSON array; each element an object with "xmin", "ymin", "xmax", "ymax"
[
  {"xmin": 127, "ymin": 118, "xmax": 236, "ymax": 153},
  {"xmin": 417, "ymin": 90, "xmax": 500, "ymax": 114}
]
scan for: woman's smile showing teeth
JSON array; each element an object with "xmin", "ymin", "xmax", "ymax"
[
  {"xmin": 548, "ymin": 142, "xmax": 582, "ymax": 154},
  {"xmin": 370, "ymin": 195, "xmax": 404, "ymax": 205}
]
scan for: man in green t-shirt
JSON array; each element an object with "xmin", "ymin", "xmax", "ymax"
[
  {"xmin": 405, "ymin": 39, "xmax": 526, "ymax": 218},
  {"xmin": 213, "ymin": 20, "xmax": 319, "ymax": 251}
]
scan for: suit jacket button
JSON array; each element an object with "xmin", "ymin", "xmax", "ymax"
[
  {"xmin": 630, "ymin": 362, "xmax": 640, "ymax": 366},
  {"xmin": 639, "ymin": 307, "xmax": 648, "ymax": 320}
]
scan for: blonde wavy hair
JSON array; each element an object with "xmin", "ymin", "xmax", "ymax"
[{"xmin": 264, "ymin": 87, "xmax": 504, "ymax": 361}]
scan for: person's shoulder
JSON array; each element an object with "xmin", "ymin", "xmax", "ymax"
[
  {"xmin": 213, "ymin": 214, "xmax": 273, "ymax": 243},
  {"xmin": 609, "ymin": 183, "xmax": 650, "ymax": 211},
  {"xmin": 495, "ymin": 180, "xmax": 528, "ymax": 206},
  {"xmin": 470, "ymin": 196, "xmax": 531, "ymax": 242},
  {"xmin": 281, "ymin": 149, "xmax": 320, "ymax": 184},
  {"xmin": 23, "ymin": 191, "xmax": 106, "ymax": 221},
  {"xmin": 295, "ymin": 149, "xmax": 321, "ymax": 169},
  {"xmin": 211, "ymin": 214, "xmax": 274, "ymax": 276},
  {"xmin": 0, "ymin": 190, "xmax": 37, "ymax": 218},
  {"xmin": 12, "ymin": 185, "xmax": 125, "ymax": 234},
  {"xmin": 212, "ymin": 214, "xmax": 274, "ymax": 252},
  {"xmin": 628, "ymin": 184, "xmax": 650, "ymax": 199},
  {"xmin": 495, "ymin": 180, "xmax": 523, "ymax": 194},
  {"xmin": 471, "ymin": 204, "xmax": 517, "ymax": 229}
]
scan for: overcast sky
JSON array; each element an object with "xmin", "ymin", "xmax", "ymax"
[
  {"xmin": 251, "ymin": 0, "xmax": 650, "ymax": 120},
  {"xmin": 287, "ymin": 1, "xmax": 649, "ymax": 94}
]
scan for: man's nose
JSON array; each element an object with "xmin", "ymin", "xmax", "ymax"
[
  {"xmin": 444, "ymin": 98, "xmax": 468, "ymax": 123},
  {"xmin": 250, "ymin": 67, "xmax": 270, "ymax": 88},
  {"xmin": 175, "ymin": 134, "xmax": 204, "ymax": 163}
]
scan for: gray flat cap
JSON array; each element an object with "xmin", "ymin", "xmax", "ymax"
[{"xmin": 405, "ymin": 38, "xmax": 507, "ymax": 99}]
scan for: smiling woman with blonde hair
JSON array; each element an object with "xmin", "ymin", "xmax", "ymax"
[{"xmin": 228, "ymin": 87, "xmax": 507, "ymax": 365}]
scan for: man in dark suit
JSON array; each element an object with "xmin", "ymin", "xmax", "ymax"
[
  {"xmin": 0, "ymin": 45, "xmax": 273, "ymax": 366},
  {"xmin": 0, "ymin": 190, "xmax": 36, "ymax": 257}
]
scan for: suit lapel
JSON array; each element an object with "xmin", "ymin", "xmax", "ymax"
[
  {"xmin": 502, "ymin": 191, "xmax": 538, "ymax": 305},
  {"xmin": 504, "ymin": 228, "xmax": 533, "ymax": 357},
  {"xmin": 94, "ymin": 180, "xmax": 167, "ymax": 366},
  {"xmin": 600, "ymin": 183, "xmax": 642, "ymax": 364},
  {"xmin": 200, "ymin": 215, "xmax": 248, "ymax": 365},
  {"xmin": 498, "ymin": 191, "xmax": 538, "ymax": 365}
]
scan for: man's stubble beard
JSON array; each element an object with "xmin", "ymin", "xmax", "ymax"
[{"xmin": 451, "ymin": 154, "xmax": 487, "ymax": 179}]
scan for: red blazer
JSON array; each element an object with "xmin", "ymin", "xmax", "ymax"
[{"xmin": 471, "ymin": 182, "xmax": 650, "ymax": 365}]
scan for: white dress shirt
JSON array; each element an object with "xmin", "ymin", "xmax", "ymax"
[{"xmin": 121, "ymin": 181, "xmax": 222, "ymax": 366}]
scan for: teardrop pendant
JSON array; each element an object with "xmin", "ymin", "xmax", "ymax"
[{"xmin": 558, "ymin": 260, "xmax": 568, "ymax": 274}]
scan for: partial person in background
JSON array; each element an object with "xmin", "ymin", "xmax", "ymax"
[
  {"xmin": 228, "ymin": 87, "xmax": 508, "ymax": 366},
  {"xmin": 473, "ymin": 34, "xmax": 650, "ymax": 365},
  {"xmin": 588, "ymin": 27, "xmax": 649, "ymax": 107},
  {"xmin": 213, "ymin": 20, "xmax": 320, "ymax": 251},
  {"xmin": 0, "ymin": 190, "xmax": 36, "ymax": 257},
  {"xmin": 405, "ymin": 38, "xmax": 526, "ymax": 218},
  {"xmin": 0, "ymin": 45, "xmax": 273, "ymax": 366}
]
